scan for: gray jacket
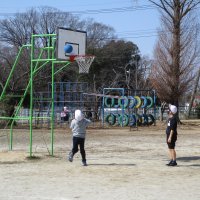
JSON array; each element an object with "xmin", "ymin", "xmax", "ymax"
[{"xmin": 70, "ymin": 118, "xmax": 91, "ymax": 138}]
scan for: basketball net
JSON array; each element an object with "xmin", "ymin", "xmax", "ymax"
[{"xmin": 75, "ymin": 55, "xmax": 95, "ymax": 74}]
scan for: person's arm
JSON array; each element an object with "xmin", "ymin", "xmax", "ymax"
[
  {"xmin": 86, "ymin": 118, "xmax": 92, "ymax": 123},
  {"xmin": 70, "ymin": 120, "xmax": 74, "ymax": 129},
  {"xmin": 84, "ymin": 118, "xmax": 91, "ymax": 126},
  {"xmin": 168, "ymin": 129, "xmax": 174, "ymax": 143},
  {"xmin": 168, "ymin": 118, "xmax": 175, "ymax": 143}
]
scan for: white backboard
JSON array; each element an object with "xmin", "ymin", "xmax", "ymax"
[{"xmin": 56, "ymin": 27, "xmax": 86, "ymax": 60}]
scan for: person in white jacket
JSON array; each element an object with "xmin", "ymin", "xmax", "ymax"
[{"xmin": 68, "ymin": 110, "xmax": 91, "ymax": 166}]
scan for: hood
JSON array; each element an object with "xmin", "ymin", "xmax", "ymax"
[
  {"xmin": 75, "ymin": 110, "xmax": 83, "ymax": 121},
  {"xmin": 169, "ymin": 104, "xmax": 177, "ymax": 114}
]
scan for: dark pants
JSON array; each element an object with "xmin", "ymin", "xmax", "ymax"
[
  {"xmin": 166, "ymin": 134, "xmax": 177, "ymax": 149},
  {"xmin": 71, "ymin": 137, "xmax": 86, "ymax": 162}
]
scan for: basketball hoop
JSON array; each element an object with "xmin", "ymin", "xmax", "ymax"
[
  {"xmin": 75, "ymin": 55, "xmax": 95, "ymax": 74},
  {"xmin": 69, "ymin": 55, "xmax": 76, "ymax": 62}
]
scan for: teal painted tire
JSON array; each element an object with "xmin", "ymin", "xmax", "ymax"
[
  {"xmin": 146, "ymin": 96, "xmax": 154, "ymax": 109},
  {"xmin": 105, "ymin": 114, "xmax": 116, "ymax": 125},
  {"xmin": 118, "ymin": 114, "xmax": 129, "ymax": 126},
  {"xmin": 104, "ymin": 97, "xmax": 114, "ymax": 108},
  {"xmin": 118, "ymin": 96, "xmax": 129, "ymax": 108}
]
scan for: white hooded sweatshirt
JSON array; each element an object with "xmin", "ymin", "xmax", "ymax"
[{"xmin": 70, "ymin": 110, "xmax": 91, "ymax": 138}]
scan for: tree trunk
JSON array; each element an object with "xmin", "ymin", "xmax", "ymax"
[
  {"xmin": 186, "ymin": 67, "xmax": 200, "ymax": 118},
  {"xmin": 160, "ymin": 101, "xmax": 167, "ymax": 121}
]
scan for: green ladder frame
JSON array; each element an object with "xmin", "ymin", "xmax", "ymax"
[{"xmin": 0, "ymin": 33, "xmax": 71, "ymax": 157}]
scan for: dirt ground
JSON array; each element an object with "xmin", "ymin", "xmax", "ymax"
[{"xmin": 0, "ymin": 120, "xmax": 200, "ymax": 200}]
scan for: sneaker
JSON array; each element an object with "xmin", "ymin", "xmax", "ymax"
[
  {"xmin": 169, "ymin": 161, "xmax": 177, "ymax": 166},
  {"xmin": 166, "ymin": 160, "xmax": 173, "ymax": 166},
  {"xmin": 82, "ymin": 161, "xmax": 87, "ymax": 166},
  {"xmin": 68, "ymin": 152, "xmax": 73, "ymax": 162}
]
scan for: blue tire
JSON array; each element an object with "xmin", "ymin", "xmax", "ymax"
[
  {"xmin": 140, "ymin": 96, "xmax": 148, "ymax": 108},
  {"xmin": 128, "ymin": 96, "xmax": 137, "ymax": 108},
  {"xmin": 129, "ymin": 113, "xmax": 137, "ymax": 126}
]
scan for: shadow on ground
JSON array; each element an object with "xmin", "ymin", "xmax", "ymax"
[
  {"xmin": 177, "ymin": 156, "xmax": 200, "ymax": 162},
  {"xmin": 177, "ymin": 156, "xmax": 200, "ymax": 167},
  {"xmin": 88, "ymin": 163, "xmax": 136, "ymax": 166}
]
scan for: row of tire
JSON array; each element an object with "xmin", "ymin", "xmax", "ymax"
[
  {"xmin": 104, "ymin": 96, "xmax": 154, "ymax": 109},
  {"xmin": 105, "ymin": 113, "xmax": 155, "ymax": 126}
]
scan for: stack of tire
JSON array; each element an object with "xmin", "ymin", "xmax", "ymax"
[{"xmin": 104, "ymin": 96, "xmax": 155, "ymax": 126}]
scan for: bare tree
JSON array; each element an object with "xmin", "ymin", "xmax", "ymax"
[
  {"xmin": 149, "ymin": 0, "xmax": 200, "ymax": 112},
  {"xmin": 0, "ymin": 9, "xmax": 39, "ymax": 47},
  {"xmin": 85, "ymin": 19, "xmax": 116, "ymax": 49},
  {"xmin": 137, "ymin": 55, "xmax": 153, "ymax": 90}
]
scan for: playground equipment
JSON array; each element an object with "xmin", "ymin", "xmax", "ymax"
[
  {"xmin": 0, "ymin": 27, "xmax": 95, "ymax": 157},
  {"xmin": 102, "ymin": 88, "xmax": 156, "ymax": 127},
  {"xmin": 33, "ymin": 82, "xmax": 89, "ymax": 126},
  {"xmin": 82, "ymin": 88, "xmax": 156, "ymax": 127},
  {"xmin": 49, "ymin": 82, "xmax": 88, "ymax": 110}
]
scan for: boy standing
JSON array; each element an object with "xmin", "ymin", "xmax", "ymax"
[
  {"xmin": 68, "ymin": 110, "xmax": 91, "ymax": 166},
  {"xmin": 166, "ymin": 104, "xmax": 178, "ymax": 166}
]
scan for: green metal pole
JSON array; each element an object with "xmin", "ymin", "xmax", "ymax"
[
  {"xmin": 54, "ymin": 62, "xmax": 70, "ymax": 75},
  {"xmin": 33, "ymin": 61, "xmax": 50, "ymax": 75},
  {"xmin": 29, "ymin": 35, "xmax": 34, "ymax": 157},
  {"xmin": 32, "ymin": 58, "xmax": 56, "ymax": 62},
  {"xmin": 48, "ymin": 35, "xmax": 50, "ymax": 59},
  {"xmin": 0, "ymin": 44, "xmax": 31, "ymax": 100},
  {"xmin": 0, "ymin": 116, "xmax": 34, "ymax": 120},
  {"xmin": 51, "ymin": 58, "xmax": 55, "ymax": 156},
  {"xmin": 10, "ymin": 125, "xmax": 13, "ymax": 150},
  {"xmin": 49, "ymin": 35, "xmax": 57, "ymax": 156}
]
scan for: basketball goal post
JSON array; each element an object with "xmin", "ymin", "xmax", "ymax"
[{"xmin": 0, "ymin": 27, "xmax": 95, "ymax": 157}]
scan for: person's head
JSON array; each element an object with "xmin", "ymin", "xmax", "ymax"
[
  {"xmin": 168, "ymin": 104, "xmax": 177, "ymax": 115},
  {"xmin": 75, "ymin": 109, "xmax": 83, "ymax": 121}
]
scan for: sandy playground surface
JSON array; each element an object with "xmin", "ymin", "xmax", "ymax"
[{"xmin": 0, "ymin": 120, "xmax": 200, "ymax": 200}]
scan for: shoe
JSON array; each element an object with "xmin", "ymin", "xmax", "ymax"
[
  {"xmin": 169, "ymin": 161, "xmax": 177, "ymax": 166},
  {"xmin": 68, "ymin": 152, "xmax": 73, "ymax": 162},
  {"xmin": 82, "ymin": 161, "xmax": 87, "ymax": 166},
  {"xmin": 166, "ymin": 160, "xmax": 173, "ymax": 166}
]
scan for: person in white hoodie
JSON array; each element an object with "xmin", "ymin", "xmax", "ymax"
[{"xmin": 68, "ymin": 110, "xmax": 91, "ymax": 166}]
